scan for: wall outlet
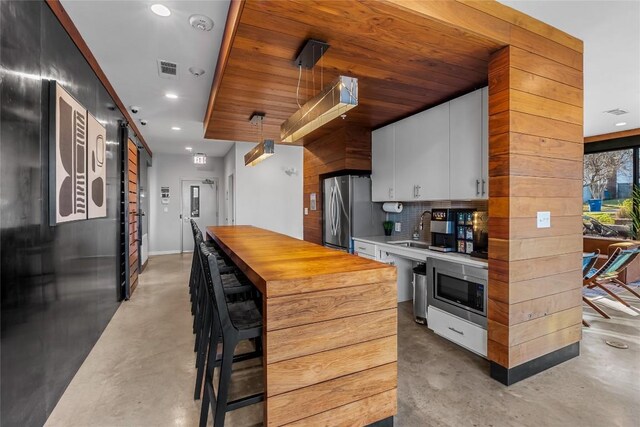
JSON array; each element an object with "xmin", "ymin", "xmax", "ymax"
[
  {"xmin": 395, "ymin": 222, "xmax": 402, "ymax": 232},
  {"xmin": 163, "ymin": 206, "xmax": 169, "ymax": 213},
  {"xmin": 537, "ymin": 211, "xmax": 551, "ymax": 228}
]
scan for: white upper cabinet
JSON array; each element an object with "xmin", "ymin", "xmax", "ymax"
[
  {"xmin": 371, "ymin": 124, "xmax": 396, "ymax": 202},
  {"xmin": 395, "ymin": 105, "xmax": 449, "ymax": 201},
  {"xmin": 449, "ymin": 89, "xmax": 483, "ymax": 199}
]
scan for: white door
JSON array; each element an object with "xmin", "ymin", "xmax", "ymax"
[
  {"xmin": 420, "ymin": 102, "xmax": 450, "ymax": 200},
  {"xmin": 181, "ymin": 179, "xmax": 217, "ymax": 252},
  {"xmin": 227, "ymin": 173, "xmax": 235, "ymax": 225},
  {"xmin": 394, "ymin": 112, "xmax": 424, "ymax": 201},
  {"xmin": 371, "ymin": 124, "xmax": 396, "ymax": 201}
]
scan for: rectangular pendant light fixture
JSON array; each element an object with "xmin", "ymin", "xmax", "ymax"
[
  {"xmin": 244, "ymin": 139, "xmax": 274, "ymax": 166},
  {"xmin": 281, "ymin": 76, "xmax": 358, "ymax": 144}
]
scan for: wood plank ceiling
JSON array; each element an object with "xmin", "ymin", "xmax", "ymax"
[{"xmin": 204, "ymin": 0, "xmax": 505, "ymax": 145}]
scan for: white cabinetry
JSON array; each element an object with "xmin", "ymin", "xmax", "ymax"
[
  {"xmin": 372, "ymin": 87, "xmax": 486, "ymax": 202},
  {"xmin": 449, "ymin": 89, "xmax": 483, "ymax": 199},
  {"xmin": 371, "ymin": 124, "xmax": 396, "ymax": 201}
]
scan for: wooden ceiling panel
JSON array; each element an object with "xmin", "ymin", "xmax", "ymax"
[{"xmin": 205, "ymin": 0, "xmax": 504, "ymax": 144}]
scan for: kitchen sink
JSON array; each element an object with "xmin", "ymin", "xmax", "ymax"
[{"xmin": 389, "ymin": 240, "xmax": 430, "ymax": 249}]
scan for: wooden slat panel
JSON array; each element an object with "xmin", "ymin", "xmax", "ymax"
[
  {"xmin": 490, "ymin": 132, "xmax": 582, "ymax": 160},
  {"xmin": 266, "ymin": 336, "xmax": 397, "ymax": 397},
  {"xmin": 266, "ymin": 309, "xmax": 397, "ymax": 364},
  {"xmin": 266, "ymin": 282, "xmax": 396, "ymax": 331},
  {"xmin": 509, "ymin": 46, "xmax": 583, "ymax": 89},
  {"xmin": 268, "ymin": 363, "xmax": 396, "ymax": 426},
  {"xmin": 489, "ymin": 306, "xmax": 582, "ymax": 347},
  {"xmin": 490, "ymin": 110, "xmax": 582, "ymax": 143},
  {"xmin": 284, "ymin": 388, "xmax": 397, "ymax": 427},
  {"xmin": 457, "ymin": 0, "xmax": 583, "ymax": 52},
  {"xmin": 490, "ymin": 154, "xmax": 582, "ymax": 180},
  {"xmin": 493, "ymin": 324, "xmax": 582, "ymax": 368},
  {"xmin": 508, "ymin": 68, "xmax": 583, "ymax": 108},
  {"xmin": 490, "ymin": 176, "xmax": 583, "ymax": 198},
  {"xmin": 489, "ymin": 252, "xmax": 582, "ymax": 283},
  {"xmin": 509, "ymin": 89, "xmax": 582, "ymax": 125},
  {"xmin": 494, "ymin": 234, "xmax": 583, "ymax": 261},
  {"xmin": 489, "ymin": 197, "xmax": 582, "ymax": 219},
  {"xmin": 489, "ymin": 288, "xmax": 582, "ymax": 326},
  {"xmin": 510, "ymin": 26, "xmax": 583, "ymax": 71},
  {"xmin": 490, "ymin": 216, "xmax": 582, "ymax": 240}
]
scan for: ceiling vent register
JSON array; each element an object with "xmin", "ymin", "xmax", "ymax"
[{"xmin": 157, "ymin": 59, "xmax": 178, "ymax": 79}]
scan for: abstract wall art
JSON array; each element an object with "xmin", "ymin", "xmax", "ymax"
[
  {"xmin": 86, "ymin": 112, "xmax": 107, "ymax": 218},
  {"xmin": 50, "ymin": 82, "xmax": 108, "ymax": 224}
]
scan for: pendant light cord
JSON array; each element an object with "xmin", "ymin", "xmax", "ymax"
[{"xmin": 296, "ymin": 64, "xmax": 302, "ymax": 108}]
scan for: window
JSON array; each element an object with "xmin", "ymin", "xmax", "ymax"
[{"xmin": 583, "ymin": 148, "xmax": 636, "ymax": 240}]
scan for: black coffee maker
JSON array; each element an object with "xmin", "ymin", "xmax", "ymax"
[
  {"xmin": 470, "ymin": 211, "xmax": 489, "ymax": 259},
  {"xmin": 428, "ymin": 209, "xmax": 456, "ymax": 252}
]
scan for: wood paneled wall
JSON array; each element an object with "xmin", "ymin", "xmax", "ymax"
[
  {"xmin": 303, "ymin": 125, "xmax": 372, "ymax": 244},
  {"xmin": 487, "ymin": 46, "xmax": 583, "ymax": 369}
]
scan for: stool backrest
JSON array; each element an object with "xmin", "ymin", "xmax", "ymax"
[{"xmin": 199, "ymin": 242, "xmax": 234, "ymax": 332}]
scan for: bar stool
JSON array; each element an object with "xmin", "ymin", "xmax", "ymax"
[
  {"xmin": 193, "ymin": 241, "xmax": 256, "ymax": 400},
  {"xmin": 198, "ymin": 242, "xmax": 264, "ymax": 427}
]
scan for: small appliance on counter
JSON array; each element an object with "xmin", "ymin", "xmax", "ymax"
[
  {"xmin": 428, "ymin": 209, "xmax": 456, "ymax": 252},
  {"xmin": 455, "ymin": 210, "xmax": 475, "ymax": 254},
  {"xmin": 429, "ymin": 208, "xmax": 476, "ymax": 253},
  {"xmin": 470, "ymin": 211, "xmax": 489, "ymax": 259}
]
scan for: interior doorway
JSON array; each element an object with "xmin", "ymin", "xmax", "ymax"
[{"xmin": 181, "ymin": 178, "xmax": 218, "ymax": 252}]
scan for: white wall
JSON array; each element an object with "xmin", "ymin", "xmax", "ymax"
[
  {"xmin": 222, "ymin": 144, "xmax": 236, "ymax": 225},
  {"xmin": 230, "ymin": 142, "xmax": 303, "ymax": 239},
  {"xmin": 149, "ymin": 153, "xmax": 224, "ymax": 255}
]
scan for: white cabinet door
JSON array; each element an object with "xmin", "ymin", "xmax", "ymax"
[
  {"xmin": 394, "ymin": 113, "xmax": 425, "ymax": 200},
  {"xmin": 449, "ymin": 89, "xmax": 483, "ymax": 200},
  {"xmin": 421, "ymin": 102, "xmax": 450, "ymax": 200},
  {"xmin": 481, "ymin": 87, "xmax": 489, "ymax": 199},
  {"xmin": 371, "ymin": 124, "xmax": 396, "ymax": 201}
]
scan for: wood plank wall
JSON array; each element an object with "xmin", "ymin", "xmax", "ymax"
[
  {"xmin": 128, "ymin": 139, "xmax": 139, "ymax": 294},
  {"xmin": 303, "ymin": 125, "xmax": 372, "ymax": 244},
  {"xmin": 487, "ymin": 46, "xmax": 583, "ymax": 368}
]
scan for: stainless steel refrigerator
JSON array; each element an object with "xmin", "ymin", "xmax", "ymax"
[{"xmin": 323, "ymin": 175, "xmax": 384, "ymax": 252}]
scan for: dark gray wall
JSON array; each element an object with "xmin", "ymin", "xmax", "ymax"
[{"xmin": 1, "ymin": 2, "xmax": 124, "ymax": 425}]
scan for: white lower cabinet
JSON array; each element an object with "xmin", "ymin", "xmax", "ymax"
[{"xmin": 428, "ymin": 305, "xmax": 487, "ymax": 357}]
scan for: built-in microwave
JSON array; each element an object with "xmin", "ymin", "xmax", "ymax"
[{"xmin": 427, "ymin": 258, "xmax": 488, "ymax": 328}]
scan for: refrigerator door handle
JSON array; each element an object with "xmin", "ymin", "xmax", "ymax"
[{"xmin": 330, "ymin": 185, "xmax": 337, "ymax": 236}]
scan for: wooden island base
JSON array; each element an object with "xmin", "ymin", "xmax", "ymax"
[{"xmin": 207, "ymin": 226, "xmax": 398, "ymax": 426}]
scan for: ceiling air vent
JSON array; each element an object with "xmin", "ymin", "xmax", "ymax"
[
  {"xmin": 157, "ymin": 59, "xmax": 178, "ymax": 80},
  {"xmin": 604, "ymin": 108, "xmax": 628, "ymax": 116}
]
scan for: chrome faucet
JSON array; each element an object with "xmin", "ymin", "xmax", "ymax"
[{"xmin": 419, "ymin": 210, "xmax": 431, "ymax": 231}]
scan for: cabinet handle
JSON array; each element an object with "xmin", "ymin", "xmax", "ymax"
[
  {"xmin": 448, "ymin": 326, "xmax": 464, "ymax": 336},
  {"xmin": 388, "ymin": 187, "xmax": 393, "ymax": 199},
  {"xmin": 416, "ymin": 185, "xmax": 421, "ymax": 198},
  {"xmin": 481, "ymin": 179, "xmax": 486, "ymax": 196},
  {"xmin": 476, "ymin": 179, "xmax": 480, "ymax": 196}
]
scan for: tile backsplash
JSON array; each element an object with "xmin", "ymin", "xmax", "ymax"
[{"xmin": 383, "ymin": 200, "xmax": 488, "ymax": 241}]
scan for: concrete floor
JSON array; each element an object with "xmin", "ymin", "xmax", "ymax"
[{"xmin": 46, "ymin": 253, "xmax": 640, "ymax": 427}]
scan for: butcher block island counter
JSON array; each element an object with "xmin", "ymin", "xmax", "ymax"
[{"xmin": 206, "ymin": 226, "xmax": 398, "ymax": 427}]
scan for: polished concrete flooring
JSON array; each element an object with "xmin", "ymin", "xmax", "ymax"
[{"xmin": 46, "ymin": 253, "xmax": 640, "ymax": 427}]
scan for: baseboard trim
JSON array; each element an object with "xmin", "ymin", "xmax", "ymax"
[
  {"xmin": 490, "ymin": 342, "xmax": 580, "ymax": 386},
  {"xmin": 149, "ymin": 250, "xmax": 181, "ymax": 256}
]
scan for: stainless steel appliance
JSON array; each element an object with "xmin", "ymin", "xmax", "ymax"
[
  {"xmin": 427, "ymin": 258, "xmax": 488, "ymax": 328},
  {"xmin": 470, "ymin": 211, "xmax": 489, "ymax": 259},
  {"xmin": 413, "ymin": 263, "xmax": 427, "ymax": 324},
  {"xmin": 323, "ymin": 175, "xmax": 384, "ymax": 252},
  {"xmin": 428, "ymin": 209, "xmax": 456, "ymax": 252}
]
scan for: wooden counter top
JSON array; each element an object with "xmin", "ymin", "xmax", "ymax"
[
  {"xmin": 206, "ymin": 225, "xmax": 398, "ymax": 427},
  {"xmin": 207, "ymin": 225, "xmax": 396, "ymax": 297}
]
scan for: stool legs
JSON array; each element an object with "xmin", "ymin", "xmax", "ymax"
[{"xmin": 213, "ymin": 340, "xmax": 236, "ymax": 427}]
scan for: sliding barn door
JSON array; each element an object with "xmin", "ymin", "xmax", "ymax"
[{"xmin": 127, "ymin": 139, "xmax": 139, "ymax": 294}]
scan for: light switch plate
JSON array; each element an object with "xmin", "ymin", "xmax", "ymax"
[
  {"xmin": 163, "ymin": 207, "xmax": 169, "ymax": 213},
  {"xmin": 304, "ymin": 207, "xmax": 309, "ymax": 215},
  {"xmin": 395, "ymin": 222, "xmax": 402, "ymax": 232},
  {"xmin": 537, "ymin": 211, "xmax": 551, "ymax": 228}
]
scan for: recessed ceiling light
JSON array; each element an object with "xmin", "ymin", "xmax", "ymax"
[
  {"xmin": 185, "ymin": 147, "xmax": 193, "ymax": 151},
  {"xmin": 165, "ymin": 93, "xmax": 178, "ymax": 99},
  {"xmin": 615, "ymin": 122, "xmax": 627, "ymax": 127},
  {"xmin": 171, "ymin": 126, "xmax": 181, "ymax": 131},
  {"xmin": 150, "ymin": 4, "xmax": 171, "ymax": 17}
]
